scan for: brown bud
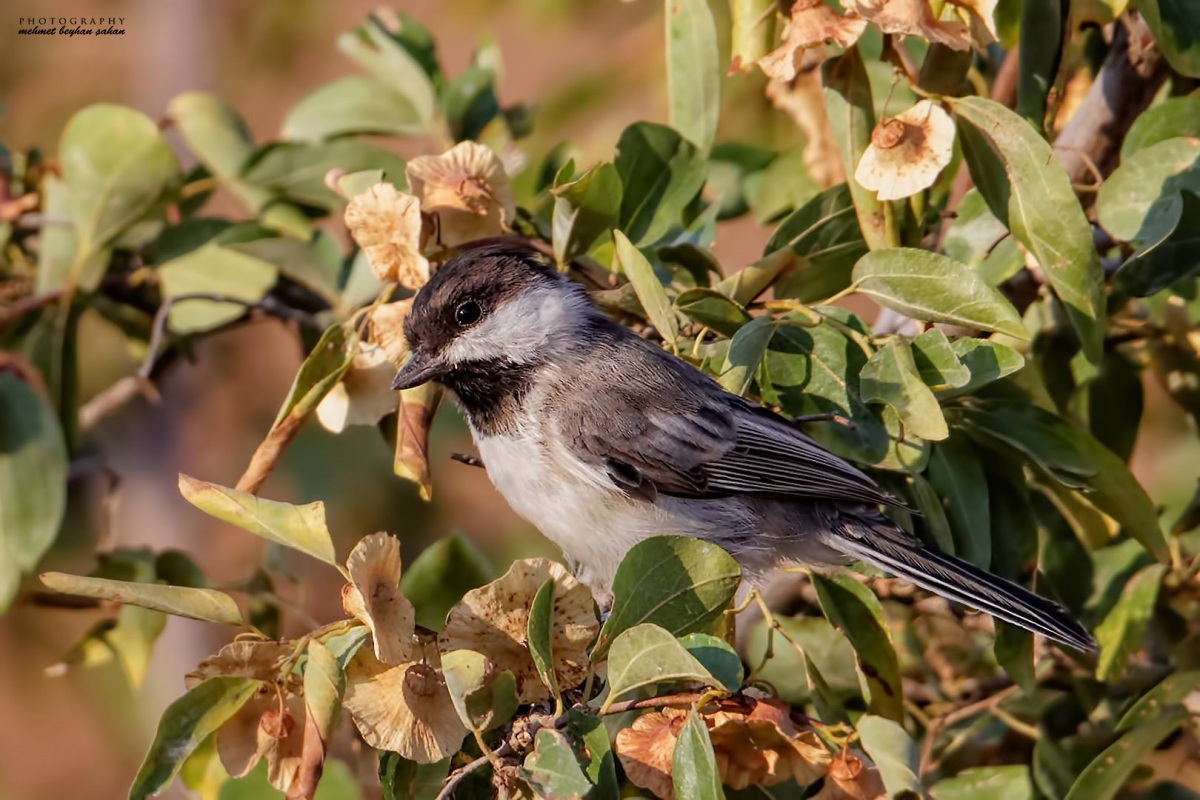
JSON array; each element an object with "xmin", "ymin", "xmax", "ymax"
[
  {"xmin": 404, "ymin": 663, "xmax": 441, "ymax": 697},
  {"xmin": 259, "ymin": 707, "xmax": 295, "ymax": 739}
]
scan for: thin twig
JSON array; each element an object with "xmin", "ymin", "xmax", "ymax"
[
  {"xmin": 599, "ymin": 691, "xmax": 751, "ymax": 716},
  {"xmin": 0, "ymin": 290, "xmax": 64, "ymax": 329},
  {"xmin": 451, "ymin": 452, "xmax": 485, "ymax": 469},
  {"xmin": 435, "ymin": 744, "xmax": 512, "ymax": 800}
]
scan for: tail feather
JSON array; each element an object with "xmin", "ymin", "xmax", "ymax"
[{"xmin": 825, "ymin": 516, "xmax": 1096, "ymax": 653}]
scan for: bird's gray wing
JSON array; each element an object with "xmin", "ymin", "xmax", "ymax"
[{"xmin": 553, "ymin": 344, "xmax": 894, "ymax": 507}]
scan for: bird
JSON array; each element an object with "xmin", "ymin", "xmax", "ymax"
[{"xmin": 391, "ymin": 242, "xmax": 1095, "ymax": 652}]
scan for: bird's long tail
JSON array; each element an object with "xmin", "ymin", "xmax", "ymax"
[{"xmin": 823, "ymin": 512, "xmax": 1096, "ymax": 652}]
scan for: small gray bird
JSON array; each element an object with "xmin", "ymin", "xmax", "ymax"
[{"xmin": 392, "ymin": 243, "xmax": 1095, "ymax": 652}]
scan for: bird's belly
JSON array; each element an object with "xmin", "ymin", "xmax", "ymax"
[{"xmin": 474, "ymin": 431, "xmax": 705, "ymax": 591}]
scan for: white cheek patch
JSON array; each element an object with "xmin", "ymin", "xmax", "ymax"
[{"xmin": 442, "ymin": 284, "xmax": 587, "ymax": 366}]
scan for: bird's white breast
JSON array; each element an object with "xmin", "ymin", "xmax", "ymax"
[{"xmin": 470, "ymin": 412, "xmax": 704, "ymax": 594}]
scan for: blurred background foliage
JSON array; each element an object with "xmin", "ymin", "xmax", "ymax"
[{"xmin": 1, "ymin": 0, "xmax": 1199, "ymax": 798}]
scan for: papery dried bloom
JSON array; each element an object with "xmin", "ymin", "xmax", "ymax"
[
  {"xmin": 370, "ymin": 299, "xmax": 414, "ymax": 367},
  {"xmin": 216, "ymin": 690, "xmax": 306, "ymax": 794},
  {"xmin": 341, "ymin": 532, "xmax": 416, "ymax": 665},
  {"xmin": 185, "ymin": 640, "xmax": 293, "ymax": 689},
  {"xmin": 406, "ymin": 141, "xmax": 516, "ymax": 247},
  {"xmin": 765, "ymin": 73, "xmax": 846, "ymax": 187},
  {"xmin": 811, "ymin": 751, "xmax": 887, "ymax": 799},
  {"xmin": 343, "ymin": 644, "xmax": 467, "ymax": 764},
  {"xmin": 758, "ymin": 0, "xmax": 867, "ymax": 81},
  {"xmin": 706, "ymin": 699, "xmax": 831, "ymax": 789},
  {"xmin": 845, "ymin": 0, "xmax": 971, "ymax": 51},
  {"xmin": 344, "ymin": 183, "xmax": 430, "ymax": 289},
  {"xmin": 437, "ymin": 559, "xmax": 598, "ymax": 703},
  {"xmin": 614, "ymin": 709, "xmax": 688, "ymax": 800},
  {"xmin": 854, "ymin": 100, "xmax": 955, "ymax": 201},
  {"xmin": 315, "ymin": 343, "xmax": 399, "ymax": 434},
  {"xmin": 946, "ymin": 0, "xmax": 997, "ymax": 45}
]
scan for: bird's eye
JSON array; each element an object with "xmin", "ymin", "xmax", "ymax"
[{"xmin": 455, "ymin": 300, "xmax": 482, "ymax": 326}]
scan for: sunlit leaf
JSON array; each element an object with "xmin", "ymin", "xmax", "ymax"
[
  {"xmin": 551, "ymin": 161, "xmax": 622, "ymax": 264},
  {"xmin": 593, "ymin": 536, "xmax": 741, "ymax": 659},
  {"xmin": 527, "ymin": 577, "xmax": 560, "ymax": 701},
  {"xmin": 856, "ymin": 714, "xmax": 927, "ymax": 799},
  {"xmin": 675, "ymin": 288, "xmax": 752, "ymax": 337},
  {"xmin": 811, "ymin": 574, "xmax": 903, "ymax": 722},
  {"xmin": 937, "ymin": 339, "xmax": 1024, "ymax": 399},
  {"xmin": 859, "ymin": 339, "xmax": 949, "ymax": 441},
  {"xmin": 178, "ymin": 475, "xmax": 339, "ymax": 568},
  {"xmin": 615, "ymin": 230, "xmax": 679, "ymax": 346},
  {"xmin": 41, "ymin": 573, "xmax": 243, "ymax": 625},
  {"xmin": 719, "ymin": 316, "xmax": 777, "ymax": 395},
  {"xmin": 1135, "ymin": 0, "xmax": 1200, "ymax": 77},
  {"xmin": 1121, "ymin": 96, "xmax": 1200, "ymax": 157},
  {"xmin": 441, "ymin": 649, "xmax": 519, "ymax": 734},
  {"xmin": 823, "ymin": 49, "xmax": 887, "ymax": 250},
  {"xmin": 521, "ymin": 728, "xmax": 593, "ymax": 800},
  {"xmin": 666, "ymin": 0, "xmax": 721, "ymax": 152},
  {"xmin": 1064, "ymin": 707, "xmax": 1187, "ymax": 800},
  {"xmin": 614, "ymin": 122, "xmax": 707, "ymax": 246},
  {"xmin": 678, "ymin": 632, "xmax": 743, "ymax": 692},
  {"xmin": 283, "ymin": 77, "xmax": 425, "ymax": 142},
  {"xmin": 129, "ymin": 677, "xmax": 259, "ymax": 800},
  {"xmin": 564, "ymin": 710, "xmax": 620, "ymax": 798},
  {"xmin": 932, "ymin": 765, "xmax": 1033, "ymax": 800},
  {"xmin": 1095, "ymin": 563, "xmax": 1168, "ymax": 681},
  {"xmin": 950, "ymin": 96, "xmax": 1104, "ymax": 361},
  {"xmin": 673, "ymin": 711, "xmax": 725, "ymax": 800},
  {"xmin": 852, "ymin": 248, "xmax": 1027, "ymax": 339},
  {"xmin": 157, "ymin": 244, "xmax": 279, "ymax": 334},
  {"xmin": 602, "ymin": 623, "xmax": 717, "ymax": 707},
  {"xmin": 242, "ymin": 139, "xmax": 407, "ymax": 211}
]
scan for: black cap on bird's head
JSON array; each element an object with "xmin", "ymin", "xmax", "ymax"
[{"xmin": 391, "ymin": 243, "xmax": 589, "ymax": 391}]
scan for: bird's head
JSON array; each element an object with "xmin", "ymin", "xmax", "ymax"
[{"xmin": 391, "ymin": 243, "xmax": 595, "ymax": 391}]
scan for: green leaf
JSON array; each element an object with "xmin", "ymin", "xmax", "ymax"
[
  {"xmin": 1135, "ymin": 0, "xmax": 1200, "ymax": 77},
  {"xmin": 615, "ymin": 230, "xmax": 679, "ymax": 345},
  {"xmin": 129, "ymin": 677, "xmax": 260, "ymax": 800},
  {"xmin": 950, "ymin": 96, "xmax": 1105, "ymax": 362},
  {"xmin": 741, "ymin": 614, "xmax": 859, "ymax": 708},
  {"xmin": 602, "ymin": 623, "xmax": 717, "ymax": 707},
  {"xmin": 527, "ymin": 577, "xmax": 560, "ymax": 701},
  {"xmin": 673, "ymin": 710, "xmax": 725, "ymax": 800},
  {"xmin": 1116, "ymin": 670, "xmax": 1200, "ymax": 731},
  {"xmin": 564, "ymin": 711, "xmax": 619, "ymax": 799},
  {"xmin": 823, "ymin": 49, "xmax": 887, "ymax": 251},
  {"xmin": 666, "ymin": 0, "xmax": 721, "ymax": 152},
  {"xmin": 593, "ymin": 536, "xmax": 741, "ymax": 659},
  {"xmin": 242, "ymin": 139, "xmax": 408, "ymax": 211},
  {"xmin": 994, "ymin": 621, "xmax": 1035, "ymax": 691},
  {"xmin": 852, "ymin": 248, "xmax": 1028, "ymax": 339},
  {"xmin": 157, "ymin": 244, "xmax": 279, "ymax": 333},
  {"xmin": 719, "ymin": 316, "xmax": 777, "ymax": 395},
  {"xmin": 729, "ymin": 0, "xmax": 776, "ymax": 71},
  {"xmin": 440, "ymin": 65, "xmax": 500, "ymax": 143},
  {"xmin": 857, "ymin": 715, "xmax": 927, "ymax": 799},
  {"xmin": 941, "ymin": 189, "xmax": 1025, "ymax": 286},
  {"xmin": 761, "ymin": 319, "xmax": 891, "ymax": 466},
  {"xmin": 1122, "ymin": 97, "xmax": 1200, "ymax": 158},
  {"xmin": 955, "ymin": 407, "xmax": 1096, "ymax": 488},
  {"xmin": 932, "ymin": 765, "xmax": 1034, "ymax": 800},
  {"xmin": 910, "ymin": 472, "xmax": 955, "ymax": 554},
  {"xmin": 337, "ymin": 17, "xmax": 437, "ymax": 126},
  {"xmin": 59, "ymin": 104, "xmax": 179, "ymax": 280},
  {"xmin": 551, "ymin": 161, "xmax": 622, "ymax": 264},
  {"xmin": 675, "ymin": 288, "xmax": 752, "ymax": 336},
  {"xmin": 1097, "ymin": 138, "xmax": 1200, "ymax": 241},
  {"xmin": 613, "ymin": 122, "xmax": 707, "ymax": 246},
  {"xmin": 228, "ymin": 235, "xmax": 342, "ymax": 306},
  {"xmin": 910, "ymin": 330, "xmax": 970, "ymax": 391},
  {"xmin": 757, "ymin": 183, "xmax": 868, "ymax": 304},
  {"xmin": 297, "ymin": 640, "xmax": 345, "ymax": 798},
  {"xmin": 937, "ymin": 339, "xmax": 1025, "ymax": 399},
  {"xmin": 378, "ymin": 752, "xmax": 449, "ymax": 800},
  {"xmin": 678, "ymin": 632, "xmax": 744, "ymax": 692},
  {"xmin": 282, "ymin": 77, "xmax": 425, "ymax": 142},
  {"xmin": 270, "ymin": 322, "xmax": 358, "ymax": 430},
  {"xmin": 1064, "ymin": 706, "xmax": 1187, "ymax": 800},
  {"xmin": 927, "ymin": 437, "xmax": 991, "ymax": 569},
  {"xmin": 1113, "ymin": 191, "xmax": 1200, "ymax": 298},
  {"xmin": 521, "ymin": 728, "xmax": 593, "ymax": 800},
  {"xmin": 400, "ymin": 532, "xmax": 494, "ymax": 631},
  {"xmin": 0, "ymin": 373, "xmax": 67, "ymax": 600},
  {"xmin": 40, "ymin": 572, "xmax": 243, "ymax": 625},
  {"xmin": 1095, "ymin": 563, "xmax": 1168, "ymax": 681},
  {"xmin": 860, "ymin": 339, "xmax": 949, "ymax": 441},
  {"xmin": 441, "ymin": 649, "xmax": 520, "ymax": 733},
  {"xmin": 811, "ymin": 574, "xmax": 903, "ymax": 722},
  {"xmin": 178, "ymin": 475, "xmax": 339, "ymax": 568},
  {"xmin": 1016, "ymin": 0, "xmax": 1066, "ymax": 133}
]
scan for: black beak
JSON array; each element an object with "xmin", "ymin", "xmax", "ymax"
[{"xmin": 391, "ymin": 352, "xmax": 442, "ymax": 391}]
